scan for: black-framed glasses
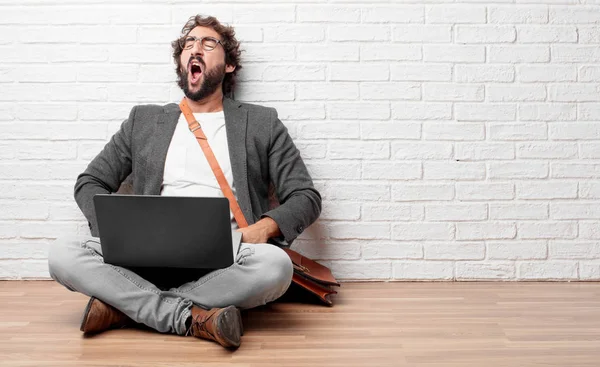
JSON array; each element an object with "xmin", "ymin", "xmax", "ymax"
[{"xmin": 179, "ymin": 36, "xmax": 222, "ymax": 51}]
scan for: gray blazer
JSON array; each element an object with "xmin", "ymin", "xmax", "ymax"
[{"xmin": 74, "ymin": 97, "xmax": 322, "ymax": 246}]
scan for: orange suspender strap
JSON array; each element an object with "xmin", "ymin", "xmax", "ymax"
[{"xmin": 178, "ymin": 97, "xmax": 249, "ymax": 229}]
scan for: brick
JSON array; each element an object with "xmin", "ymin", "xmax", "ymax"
[
  {"xmin": 424, "ymin": 123, "xmax": 486, "ymax": 140},
  {"xmin": 426, "ymin": 5, "xmax": 486, "ymax": 24},
  {"xmin": 363, "ymin": 243, "xmax": 423, "ymax": 260},
  {"xmin": 487, "ymin": 241, "xmax": 547, "ymax": 260},
  {"xmin": 328, "ymin": 223, "xmax": 390, "ymax": 240},
  {"xmin": 362, "ymin": 122, "xmax": 421, "ymax": 140},
  {"xmin": 234, "ymin": 26, "xmax": 263, "ymax": 43},
  {"xmin": 329, "ymin": 102, "xmax": 390, "ymax": 120},
  {"xmin": 423, "ymin": 83, "xmax": 484, "ymax": 102},
  {"xmin": 580, "ymin": 262, "xmax": 600, "ymax": 280},
  {"xmin": 551, "ymin": 163, "xmax": 600, "ymax": 178},
  {"xmin": 455, "ymin": 65, "xmax": 515, "ymax": 83},
  {"xmin": 456, "ymin": 262, "xmax": 516, "ymax": 280},
  {"xmin": 489, "ymin": 162, "xmax": 548, "ymax": 179},
  {"xmin": 393, "ymin": 261, "xmax": 454, "ymax": 280},
  {"xmin": 456, "ymin": 183, "xmax": 514, "ymax": 201},
  {"xmin": 297, "ymin": 83, "xmax": 358, "ymax": 100},
  {"xmin": 0, "ymin": 84, "xmax": 50, "ymax": 102},
  {"xmin": 328, "ymin": 141, "xmax": 390, "ymax": 160},
  {"xmin": 264, "ymin": 65, "xmax": 326, "ymax": 81},
  {"xmin": 579, "ymin": 104, "xmax": 600, "ymax": 121},
  {"xmin": 487, "ymin": 84, "xmax": 546, "ymax": 102},
  {"xmin": 426, "ymin": 204, "xmax": 487, "ymax": 221},
  {"xmin": 490, "ymin": 46, "xmax": 550, "ymax": 63},
  {"xmin": 392, "ymin": 142, "xmax": 452, "ymax": 160},
  {"xmin": 549, "ymin": 242, "xmax": 600, "ymax": 260},
  {"xmin": 360, "ymin": 82, "xmax": 420, "ymax": 100},
  {"xmin": 425, "ymin": 242, "xmax": 485, "ymax": 260},
  {"xmin": 456, "ymin": 222, "xmax": 516, "ymax": 241},
  {"xmin": 552, "ymin": 45, "xmax": 600, "ymax": 62},
  {"xmin": 580, "ymin": 221, "xmax": 600, "ymax": 239},
  {"xmin": 297, "ymin": 6, "xmax": 360, "ymax": 23},
  {"xmin": 518, "ymin": 65, "xmax": 576, "ymax": 82},
  {"xmin": 0, "ymin": 239, "xmax": 50, "ymax": 259},
  {"xmin": 16, "ymin": 141, "xmax": 77, "ymax": 160},
  {"xmin": 518, "ymin": 222, "xmax": 577, "ymax": 239},
  {"xmin": 579, "ymin": 27, "xmax": 600, "ymax": 43},
  {"xmin": 324, "ymin": 260, "xmax": 391, "ymax": 280},
  {"xmin": 518, "ymin": 262, "xmax": 578, "ymax": 280},
  {"xmin": 549, "ymin": 123, "xmax": 600, "ymax": 140},
  {"xmin": 79, "ymin": 103, "xmax": 132, "ymax": 121},
  {"xmin": 49, "ymin": 85, "xmax": 107, "ymax": 102},
  {"xmin": 517, "ymin": 142, "xmax": 577, "ymax": 159},
  {"xmin": 424, "ymin": 162, "xmax": 486, "ymax": 180},
  {"xmin": 549, "ymin": 84, "xmax": 600, "ymax": 102},
  {"xmin": 550, "ymin": 6, "xmax": 600, "ymax": 24},
  {"xmin": 456, "ymin": 103, "xmax": 516, "ymax": 121},
  {"xmin": 455, "ymin": 143, "xmax": 515, "ymax": 160},
  {"xmin": 362, "ymin": 6, "xmax": 424, "ymax": 23},
  {"xmin": 362, "ymin": 162, "xmax": 422, "ymax": 180},
  {"xmin": 319, "ymin": 202, "xmax": 361, "ymax": 221},
  {"xmin": 490, "ymin": 203, "xmax": 548, "ymax": 220},
  {"xmin": 242, "ymin": 45, "xmax": 295, "ymax": 62},
  {"xmin": 517, "ymin": 25, "xmax": 577, "ymax": 42},
  {"xmin": 305, "ymin": 162, "xmax": 361, "ymax": 180},
  {"xmin": 393, "ymin": 25, "xmax": 451, "ymax": 43},
  {"xmin": 329, "ymin": 26, "xmax": 390, "ymax": 41},
  {"xmin": 361, "ymin": 44, "xmax": 422, "ymax": 62},
  {"xmin": 16, "ymin": 65, "xmax": 76, "ymax": 83},
  {"xmin": 362, "ymin": 203, "xmax": 424, "ymax": 222},
  {"xmin": 550, "ymin": 203, "xmax": 600, "ymax": 220},
  {"xmin": 234, "ymin": 6, "xmax": 295, "ymax": 23},
  {"xmin": 0, "ymin": 201, "xmax": 48, "ymax": 220},
  {"xmin": 296, "ymin": 142, "xmax": 327, "ymax": 160},
  {"xmin": 424, "ymin": 45, "xmax": 485, "ymax": 63},
  {"xmin": 392, "ymin": 103, "xmax": 452, "ymax": 120},
  {"xmin": 15, "ymin": 103, "xmax": 77, "ymax": 121},
  {"xmin": 330, "ymin": 64, "xmax": 389, "ymax": 81},
  {"xmin": 456, "ymin": 26, "xmax": 516, "ymax": 43},
  {"xmin": 580, "ymin": 182, "xmax": 600, "ymax": 198},
  {"xmin": 264, "ymin": 102, "xmax": 325, "ymax": 120},
  {"xmin": 391, "ymin": 64, "xmax": 452, "ymax": 82},
  {"xmin": 297, "ymin": 122, "xmax": 359, "ymax": 139},
  {"xmin": 321, "ymin": 183, "xmax": 390, "ymax": 201},
  {"xmin": 519, "ymin": 103, "xmax": 576, "ymax": 121},
  {"xmin": 392, "ymin": 184, "xmax": 454, "ymax": 201},
  {"xmin": 517, "ymin": 182, "xmax": 577, "ymax": 199},
  {"xmin": 235, "ymin": 83, "xmax": 294, "ymax": 102},
  {"xmin": 77, "ymin": 65, "xmax": 137, "ymax": 82},
  {"xmin": 489, "ymin": 123, "xmax": 547, "ymax": 141},
  {"xmin": 393, "ymin": 223, "xmax": 454, "ymax": 241},
  {"xmin": 489, "ymin": 6, "xmax": 548, "ymax": 24}
]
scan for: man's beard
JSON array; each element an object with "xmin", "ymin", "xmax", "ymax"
[{"xmin": 177, "ymin": 59, "xmax": 226, "ymax": 101}]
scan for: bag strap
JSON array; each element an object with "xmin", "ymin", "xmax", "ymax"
[{"xmin": 179, "ymin": 97, "xmax": 249, "ymax": 229}]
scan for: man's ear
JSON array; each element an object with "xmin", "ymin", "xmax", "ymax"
[{"xmin": 225, "ymin": 64, "xmax": 236, "ymax": 73}]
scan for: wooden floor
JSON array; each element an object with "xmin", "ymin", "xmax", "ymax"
[{"xmin": 1, "ymin": 281, "xmax": 600, "ymax": 367}]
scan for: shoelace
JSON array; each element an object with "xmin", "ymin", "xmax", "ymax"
[{"xmin": 185, "ymin": 313, "xmax": 214, "ymax": 337}]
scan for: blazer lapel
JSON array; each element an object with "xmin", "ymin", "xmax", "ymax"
[
  {"xmin": 223, "ymin": 98, "xmax": 253, "ymax": 224},
  {"xmin": 146, "ymin": 104, "xmax": 180, "ymax": 195}
]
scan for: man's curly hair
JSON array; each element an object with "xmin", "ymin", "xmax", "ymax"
[{"xmin": 171, "ymin": 15, "xmax": 242, "ymax": 97}]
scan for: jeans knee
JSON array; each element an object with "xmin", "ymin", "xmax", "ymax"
[
  {"xmin": 48, "ymin": 237, "xmax": 82, "ymax": 287},
  {"xmin": 259, "ymin": 245, "xmax": 294, "ymax": 295}
]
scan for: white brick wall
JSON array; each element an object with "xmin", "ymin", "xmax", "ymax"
[{"xmin": 1, "ymin": 1, "xmax": 599, "ymax": 281}]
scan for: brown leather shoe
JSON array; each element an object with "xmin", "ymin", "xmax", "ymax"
[
  {"xmin": 80, "ymin": 297, "xmax": 133, "ymax": 334},
  {"xmin": 186, "ymin": 305, "xmax": 243, "ymax": 349}
]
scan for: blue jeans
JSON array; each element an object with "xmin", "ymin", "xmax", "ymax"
[{"xmin": 48, "ymin": 235, "xmax": 293, "ymax": 335}]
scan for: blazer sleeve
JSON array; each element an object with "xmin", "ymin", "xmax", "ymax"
[
  {"xmin": 260, "ymin": 108, "xmax": 322, "ymax": 244},
  {"xmin": 74, "ymin": 106, "xmax": 137, "ymax": 237}
]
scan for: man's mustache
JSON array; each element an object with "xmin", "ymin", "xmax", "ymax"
[{"xmin": 187, "ymin": 56, "xmax": 205, "ymax": 69}]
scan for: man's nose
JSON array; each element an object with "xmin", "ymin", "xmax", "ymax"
[{"xmin": 189, "ymin": 40, "xmax": 204, "ymax": 56}]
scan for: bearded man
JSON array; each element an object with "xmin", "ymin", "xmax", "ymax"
[{"xmin": 48, "ymin": 15, "xmax": 321, "ymax": 349}]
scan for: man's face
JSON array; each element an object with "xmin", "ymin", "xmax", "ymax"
[{"xmin": 177, "ymin": 26, "xmax": 235, "ymax": 101}]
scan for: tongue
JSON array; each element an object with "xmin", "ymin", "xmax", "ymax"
[{"xmin": 190, "ymin": 70, "xmax": 201, "ymax": 84}]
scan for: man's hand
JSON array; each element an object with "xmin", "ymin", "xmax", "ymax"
[{"xmin": 236, "ymin": 217, "xmax": 282, "ymax": 244}]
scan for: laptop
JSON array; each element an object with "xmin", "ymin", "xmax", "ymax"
[{"xmin": 93, "ymin": 194, "xmax": 243, "ymax": 270}]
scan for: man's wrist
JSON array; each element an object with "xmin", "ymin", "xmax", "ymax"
[{"xmin": 258, "ymin": 216, "xmax": 282, "ymax": 239}]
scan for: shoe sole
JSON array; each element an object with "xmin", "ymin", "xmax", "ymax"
[
  {"xmin": 216, "ymin": 306, "xmax": 243, "ymax": 349},
  {"xmin": 80, "ymin": 297, "xmax": 97, "ymax": 333}
]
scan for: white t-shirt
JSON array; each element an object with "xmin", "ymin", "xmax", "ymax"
[{"xmin": 160, "ymin": 111, "xmax": 239, "ymax": 230}]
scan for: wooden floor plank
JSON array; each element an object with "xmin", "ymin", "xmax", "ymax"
[{"xmin": 0, "ymin": 281, "xmax": 599, "ymax": 366}]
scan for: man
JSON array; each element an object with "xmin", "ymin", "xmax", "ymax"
[{"xmin": 48, "ymin": 15, "xmax": 322, "ymax": 349}]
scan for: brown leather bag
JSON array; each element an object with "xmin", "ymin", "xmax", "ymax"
[{"xmin": 179, "ymin": 98, "xmax": 340, "ymax": 306}]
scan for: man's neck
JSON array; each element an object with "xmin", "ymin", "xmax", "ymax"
[{"xmin": 185, "ymin": 91, "xmax": 225, "ymax": 113}]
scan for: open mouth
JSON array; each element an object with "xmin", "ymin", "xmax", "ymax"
[{"xmin": 188, "ymin": 61, "xmax": 203, "ymax": 84}]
